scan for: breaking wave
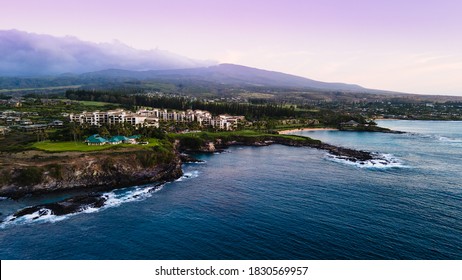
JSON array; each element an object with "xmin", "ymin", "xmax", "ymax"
[
  {"xmin": 435, "ymin": 135, "xmax": 462, "ymax": 143},
  {"xmin": 101, "ymin": 184, "xmax": 164, "ymax": 209},
  {"xmin": 406, "ymin": 132, "xmax": 462, "ymax": 144},
  {"xmin": 1, "ymin": 208, "xmax": 69, "ymax": 228},
  {"xmin": 1, "ymin": 169, "xmax": 203, "ymax": 228},
  {"xmin": 0, "ymin": 184, "xmax": 164, "ymax": 228},
  {"xmin": 189, "ymin": 160, "xmax": 206, "ymax": 164},
  {"xmin": 327, "ymin": 153, "xmax": 407, "ymax": 169},
  {"xmin": 175, "ymin": 170, "xmax": 200, "ymax": 182}
]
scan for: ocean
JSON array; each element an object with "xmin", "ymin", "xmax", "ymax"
[{"xmin": 0, "ymin": 120, "xmax": 461, "ymax": 259}]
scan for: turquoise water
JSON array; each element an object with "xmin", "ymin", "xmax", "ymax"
[{"xmin": 0, "ymin": 120, "xmax": 461, "ymax": 259}]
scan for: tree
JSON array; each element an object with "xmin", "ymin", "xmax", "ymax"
[
  {"xmin": 98, "ymin": 127, "xmax": 111, "ymax": 139},
  {"xmin": 69, "ymin": 123, "xmax": 82, "ymax": 142}
]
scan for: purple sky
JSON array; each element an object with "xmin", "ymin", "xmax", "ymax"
[{"xmin": 1, "ymin": 0, "xmax": 462, "ymax": 95}]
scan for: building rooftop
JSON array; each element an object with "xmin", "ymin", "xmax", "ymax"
[
  {"xmin": 108, "ymin": 135, "xmax": 129, "ymax": 143},
  {"xmin": 86, "ymin": 134, "xmax": 108, "ymax": 143}
]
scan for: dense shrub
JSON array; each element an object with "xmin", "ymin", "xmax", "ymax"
[{"xmin": 15, "ymin": 167, "xmax": 43, "ymax": 186}]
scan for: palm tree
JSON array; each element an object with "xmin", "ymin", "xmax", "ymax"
[{"xmin": 98, "ymin": 126, "xmax": 111, "ymax": 139}]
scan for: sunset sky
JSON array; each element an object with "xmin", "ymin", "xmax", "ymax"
[{"xmin": 1, "ymin": 0, "xmax": 462, "ymax": 95}]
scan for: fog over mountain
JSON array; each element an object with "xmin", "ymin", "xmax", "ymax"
[{"xmin": 0, "ymin": 30, "xmax": 215, "ymax": 76}]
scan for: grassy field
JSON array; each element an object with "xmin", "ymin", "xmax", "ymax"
[
  {"xmin": 77, "ymin": 100, "xmax": 120, "ymax": 107},
  {"xmin": 170, "ymin": 129, "xmax": 319, "ymax": 143},
  {"xmin": 30, "ymin": 129, "xmax": 318, "ymax": 153},
  {"xmin": 32, "ymin": 138, "xmax": 162, "ymax": 152}
]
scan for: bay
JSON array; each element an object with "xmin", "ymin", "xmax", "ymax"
[{"xmin": 0, "ymin": 120, "xmax": 461, "ymax": 259}]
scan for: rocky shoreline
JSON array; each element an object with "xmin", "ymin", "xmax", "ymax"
[
  {"xmin": 0, "ymin": 149, "xmax": 183, "ymax": 199},
  {"xmin": 0, "ymin": 136, "xmax": 382, "ymax": 200},
  {"xmin": 179, "ymin": 135, "xmax": 376, "ymax": 163},
  {"xmin": 1, "ymin": 134, "xmax": 390, "ymax": 221}
]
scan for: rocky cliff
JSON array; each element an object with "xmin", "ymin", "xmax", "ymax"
[
  {"xmin": 0, "ymin": 134, "xmax": 392, "ymax": 199},
  {"xmin": 0, "ymin": 149, "xmax": 183, "ymax": 198}
]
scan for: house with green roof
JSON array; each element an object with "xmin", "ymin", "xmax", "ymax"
[
  {"xmin": 108, "ymin": 135, "xmax": 129, "ymax": 145},
  {"xmin": 85, "ymin": 134, "xmax": 108, "ymax": 146},
  {"xmin": 84, "ymin": 134, "xmax": 142, "ymax": 145}
]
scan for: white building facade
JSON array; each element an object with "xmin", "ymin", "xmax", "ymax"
[{"xmin": 70, "ymin": 108, "xmax": 243, "ymax": 130}]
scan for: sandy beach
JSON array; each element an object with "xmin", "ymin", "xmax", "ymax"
[{"xmin": 278, "ymin": 127, "xmax": 338, "ymax": 134}]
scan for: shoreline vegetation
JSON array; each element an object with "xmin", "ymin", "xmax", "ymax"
[
  {"xmin": 0, "ymin": 129, "xmax": 391, "ymax": 200},
  {"xmin": 1, "ymin": 127, "xmax": 403, "ymax": 221},
  {"xmin": 276, "ymin": 123, "xmax": 404, "ymax": 135},
  {"xmin": 278, "ymin": 127, "xmax": 338, "ymax": 134},
  {"xmin": 0, "ymin": 93, "xmax": 403, "ymax": 202}
]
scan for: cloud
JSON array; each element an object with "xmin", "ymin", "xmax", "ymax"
[{"xmin": 0, "ymin": 30, "xmax": 216, "ymax": 76}]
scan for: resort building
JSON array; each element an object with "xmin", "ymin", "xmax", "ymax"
[
  {"xmin": 70, "ymin": 109, "xmax": 147, "ymax": 127},
  {"xmin": 71, "ymin": 108, "xmax": 244, "ymax": 130}
]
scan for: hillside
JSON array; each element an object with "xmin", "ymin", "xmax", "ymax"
[{"xmin": 82, "ymin": 64, "xmax": 368, "ymax": 92}]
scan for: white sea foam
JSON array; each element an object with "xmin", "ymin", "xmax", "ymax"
[
  {"xmin": 408, "ymin": 132, "xmax": 462, "ymax": 144},
  {"xmin": 327, "ymin": 153, "xmax": 407, "ymax": 169},
  {"xmin": 175, "ymin": 170, "xmax": 200, "ymax": 182},
  {"xmin": 213, "ymin": 150, "xmax": 231, "ymax": 155},
  {"xmin": 0, "ymin": 184, "xmax": 165, "ymax": 228},
  {"xmin": 102, "ymin": 184, "xmax": 163, "ymax": 208},
  {"xmin": 188, "ymin": 160, "xmax": 206, "ymax": 164},
  {"xmin": 1, "ymin": 208, "xmax": 69, "ymax": 228},
  {"xmin": 436, "ymin": 135, "xmax": 462, "ymax": 143}
]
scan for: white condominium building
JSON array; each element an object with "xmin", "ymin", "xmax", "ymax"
[
  {"xmin": 70, "ymin": 109, "xmax": 147, "ymax": 126},
  {"xmin": 70, "ymin": 108, "xmax": 244, "ymax": 130}
]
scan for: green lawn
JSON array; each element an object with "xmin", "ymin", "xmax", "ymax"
[
  {"xmin": 33, "ymin": 138, "xmax": 162, "ymax": 152},
  {"xmin": 77, "ymin": 100, "xmax": 119, "ymax": 107},
  {"xmin": 170, "ymin": 130, "xmax": 318, "ymax": 143}
]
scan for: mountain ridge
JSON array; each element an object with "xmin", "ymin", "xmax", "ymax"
[
  {"xmin": 0, "ymin": 29, "xmax": 215, "ymax": 76},
  {"xmin": 81, "ymin": 63, "xmax": 368, "ymax": 92},
  {"xmin": 0, "ymin": 30, "xmax": 400, "ymax": 94}
]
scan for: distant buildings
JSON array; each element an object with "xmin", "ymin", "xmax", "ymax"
[
  {"xmin": 0, "ymin": 126, "xmax": 10, "ymax": 135},
  {"xmin": 0, "ymin": 99, "xmax": 22, "ymax": 107},
  {"xmin": 0, "ymin": 109, "xmax": 64, "ymax": 132},
  {"xmin": 70, "ymin": 108, "xmax": 244, "ymax": 130},
  {"xmin": 49, "ymin": 120, "xmax": 64, "ymax": 127},
  {"xmin": 340, "ymin": 120, "xmax": 360, "ymax": 127}
]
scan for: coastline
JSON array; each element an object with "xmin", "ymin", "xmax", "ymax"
[
  {"xmin": 1, "ymin": 133, "xmax": 394, "ymax": 222},
  {"xmin": 0, "ymin": 149, "xmax": 183, "ymax": 199},
  {"xmin": 278, "ymin": 127, "xmax": 338, "ymax": 134},
  {"xmin": 374, "ymin": 118, "xmax": 401, "ymax": 121},
  {"xmin": 0, "ymin": 131, "xmax": 386, "ymax": 200}
]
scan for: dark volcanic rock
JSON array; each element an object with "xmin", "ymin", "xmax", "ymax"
[
  {"xmin": 315, "ymin": 143, "xmax": 374, "ymax": 162},
  {"xmin": 183, "ymin": 135, "xmax": 386, "ymax": 165},
  {"xmin": 180, "ymin": 153, "xmax": 204, "ymax": 163},
  {"xmin": 10, "ymin": 194, "xmax": 107, "ymax": 220}
]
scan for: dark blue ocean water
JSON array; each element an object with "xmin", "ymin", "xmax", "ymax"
[{"xmin": 0, "ymin": 120, "xmax": 461, "ymax": 259}]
